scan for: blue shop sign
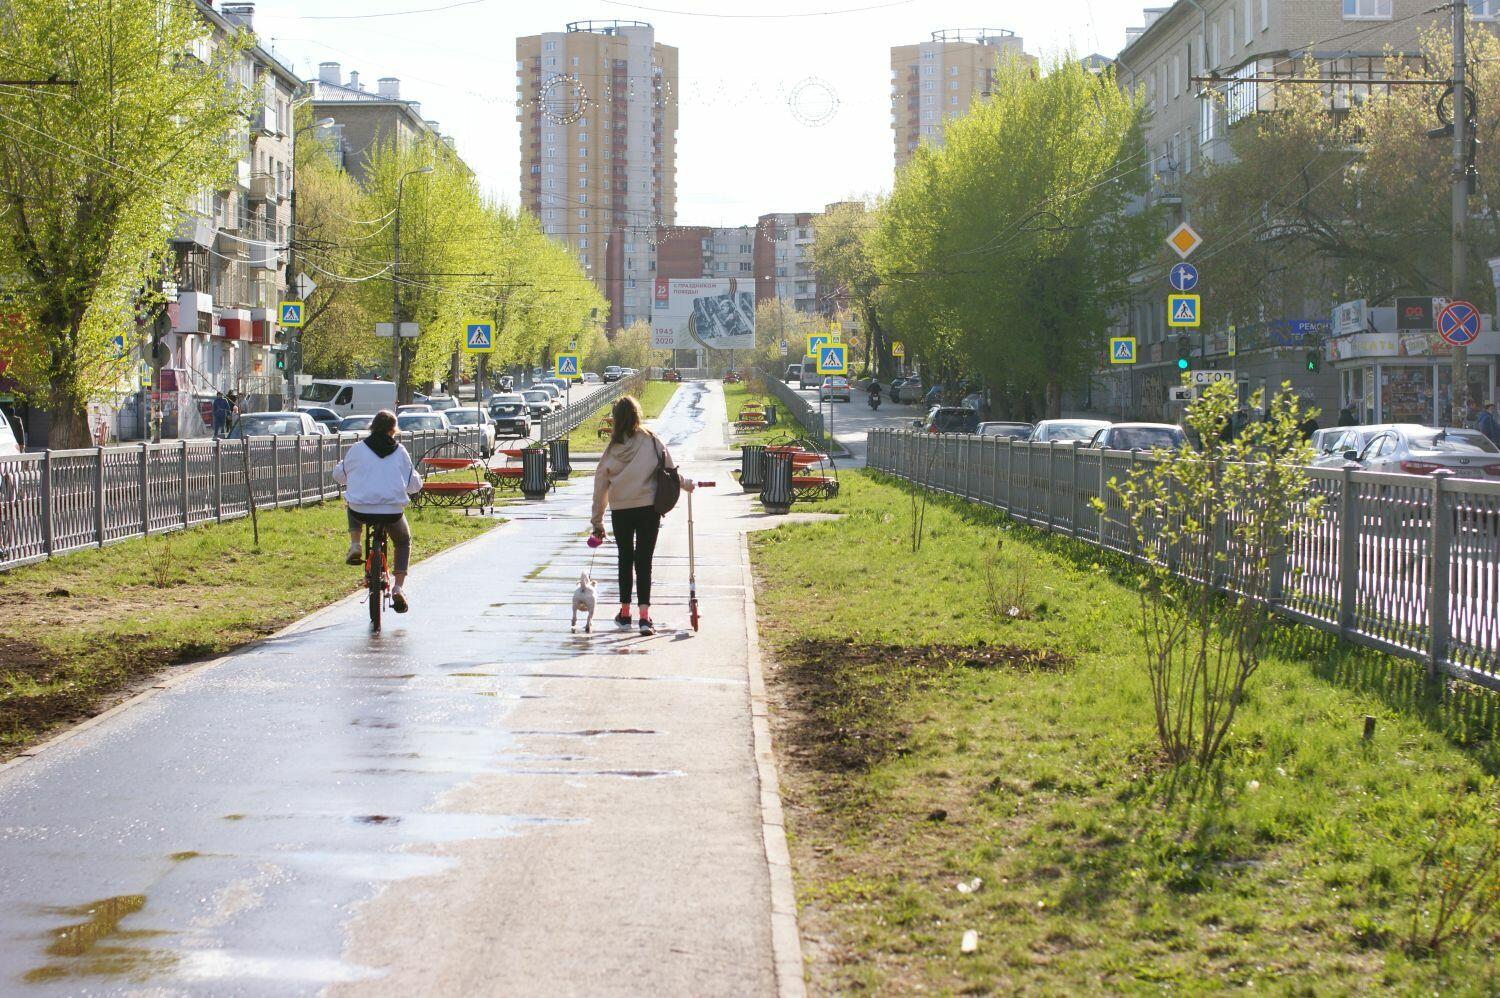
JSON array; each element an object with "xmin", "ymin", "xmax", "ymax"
[{"xmin": 1264, "ymin": 319, "xmax": 1331, "ymax": 347}]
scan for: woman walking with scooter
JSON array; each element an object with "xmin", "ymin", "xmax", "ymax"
[{"xmin": 590, "ymin": 396, "xmax": 695, "ymax": 635}]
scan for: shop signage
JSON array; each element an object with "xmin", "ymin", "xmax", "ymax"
[
  {"xmin": 1396, "ymin": 296, "xmax": 1448, "ymax": 331},
  {"xmin": 1333, "ymin": 300, "xmax": 1367, "ymax": 336}
]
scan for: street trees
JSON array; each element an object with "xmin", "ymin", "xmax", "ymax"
[
  {"xmin": 871, "ymin": 57, "xmax": 1158, "ymax": 416},
  {"xmin": 0, "ymin": 0, "xmax": 252, "ymax": 446},
  {"xmin": 812, "ymin": 201, "xmax": 889, "ymax": 375}
]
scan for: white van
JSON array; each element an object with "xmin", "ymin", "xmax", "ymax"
[
  {"xmin": 297, "ymin": 379, "xmax": 396, "ymax": 418},
  {"xmin": 0, "ymin": 413, "xmax": 19, "ymax": 456}
]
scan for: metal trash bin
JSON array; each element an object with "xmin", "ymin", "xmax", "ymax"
[
  {"xmin": 761, "ymin": 450, "xmax": 794, "ymax": 514},
  {"xmin": 521, "ymin": 447, "xmax": 551, "ymax": 500},
  {"xmin": 764, "ymin": 404, "xmax": 777, "ymax": 426},
  {"xmin": 740, "ymin": 444, "xmax": 766, "ymax": 492},
  {"xmin": 548, "ymin": 438, "xmax": 572, "ymax": 480}
]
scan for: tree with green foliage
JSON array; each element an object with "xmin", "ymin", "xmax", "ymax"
[
  {"xmin": 0, "ymin": 0, "xmax": 252, "ymax": 446},
  {"xmin": 871, "ymin": 57, "xmax": 1159, "ymax": 416},
  {"xmin": 813, "ymin": 200, "xmax": 891, "ymax": 375}
]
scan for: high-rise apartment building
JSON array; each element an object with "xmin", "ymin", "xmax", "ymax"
[
  {"xmin": 308, "ymin": 63, "xmax": 463, "ymax": 184},
  {"xmin": 517, "ymin": 20, "xmax": 679, "ymax": 330},
  {"xmin": 891, "ymin": 29, "xmax": 1031, "ymax": 172}
]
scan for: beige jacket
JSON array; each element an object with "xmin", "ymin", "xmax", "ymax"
[{"xmin": 591, "ymin": 429, "xmax": 676, "ymax": 530}]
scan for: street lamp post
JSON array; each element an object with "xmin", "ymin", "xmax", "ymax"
[
  {"xmin": 391, "ymin": 166, "xmax": 434, "ymax": 402},
  {"xmin": 284, "ymin": 116, "xmax": 334, "ymax": 404}
]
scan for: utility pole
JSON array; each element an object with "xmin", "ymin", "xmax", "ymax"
[{"xmin": 1450, "ymin": 0, "xmax": 1471, "ymax": 426}]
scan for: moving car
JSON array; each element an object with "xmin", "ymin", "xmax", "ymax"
[
  {"xmin": 297, "ymin": 405, "xmax": 342, "ymax": 434},
  {"xmin": 533, "ymin": 384, "xmax": 565, "ymax": 410},
  {"xmin": 581, "ymin": 372, "xmax": 602, "ymax": 384},
  {"xmin": 297, "ymin": 379, "xmax": 396, "ymax": 417},
  {"xmin": 603, "ymin": 366, "xmax": 626, "ymax": 383},
  {"xmin": 1031, "ymin": 418, "xmax": 1110, "ymax": 443},
  {"xmin": 521, "ymin": 390, "xmax": 555, "ymax": 420},
  {"xmin": 426, "ymin": 396, "xmax": 459, "ymax": 413},
  {"xmin": 488, "ymin": 394, "xmax": 533, "ymax": 437},
  {"xmin": 784, "ymin": 364, "xmax": 801, "ymax": 383},
  {"xmin": 338, "ymin": 415, "xmax": 374, "ymax": 434},
  {"xmin": 1352, "ymin": 425, "xmax": 1500, "ymax": 480},
  {"xmin": 798, "ymin": 359, "xmax": 821, "ymax": 390},
  {"xmin": 227, "ymin": 411, "xmax": 319, "ymax": 438},
  {"xmin": 977, "ymin": 421, "xmax": 1034, "ymax": 440},
  {"xmin": 396, "ymin": 412, "xmax": 451, "ymax": 434},
  {"xmin": 444, "ymin": 408, "xmax": 497, "ymax": 456},
  {"xmin": 1086, "ymin": 422, "xmax": 1188, "ymax": 451},
  {"xmin": 819, "ymin": 377, "xmax": 851, "ymax": 402},
  {"xmin": 915, "ymin": 406, "xmax": 981, "ymax": 434},
  {"xmin": 396, "ymin": 404, "xmax": 432, "ymax": 415}
]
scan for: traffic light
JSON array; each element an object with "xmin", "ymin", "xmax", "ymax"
[
  {"xmin": 274, "ymin": 349, "xmax": 286, "ymax": 371},
  {"xmin": 1305, "ymin": 350, "xmax": 1320, "ymax": 373},
  {"xmin": 1176, "ymin": 336, "xmax": 1191, "ymax": 371}
]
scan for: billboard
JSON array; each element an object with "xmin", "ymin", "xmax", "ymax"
[{"xmin": 651, "ymin": 278, "xmax": 756, "ymax": 352}]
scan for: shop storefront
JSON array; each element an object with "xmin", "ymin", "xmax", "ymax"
[{"xmin": 1327, "ymin": 301, "xmax": 1498, "ymax": 426}]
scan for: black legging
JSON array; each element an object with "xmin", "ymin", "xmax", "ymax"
[{"xmin": 611, "ymin": 505, "xmax": 660, "ymax": 606}]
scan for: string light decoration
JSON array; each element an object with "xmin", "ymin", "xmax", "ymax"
[
  {"xmin": 533, "ymin": 74, "xmax": 592, "ymax": 124},
  {"xmin": 785, "ymin": 76, "xmax": 840, "ymax": 127}
]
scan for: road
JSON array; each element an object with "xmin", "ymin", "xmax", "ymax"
[
  {"xmin": 787, "ymin": 383, "xmax": 928, "ymax": 463},
  {"xmin": 0, "ymin": 381, "xmax": 794, "ymax": 996}
]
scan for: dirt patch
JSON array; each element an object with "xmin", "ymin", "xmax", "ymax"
[
  {"xmin": 778, "ymin": 639, "xmax": 1069, "ymax": 773},
  {"xmin": 0, "ymin": 636, "xmax": 52, "ymax": 680}
]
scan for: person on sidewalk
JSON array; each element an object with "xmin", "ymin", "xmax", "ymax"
[
  {"xmin": 1478, "ymin": 401, "xmax": 1500, "ymax": 448},
  {"xmin": 333, "ymin": 410, "xmax": 423, "ymax": 613},
  {"xmin": 590, "ymin": 396, "xmax": 694, "ymax": 636},
  {"xmin": 211, "ymin": 392, "xmax": 230, "ymax": 438}
]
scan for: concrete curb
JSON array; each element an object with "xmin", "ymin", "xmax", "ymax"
[
  {"xmin": 739, "ymin": 531, "xmax": 807, "ymax": 998},
  {"xmin": 0, "ymin": 518, "xmax": 509, "ymax": 780}
]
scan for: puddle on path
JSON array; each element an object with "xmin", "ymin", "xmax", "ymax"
[{"xmin": 23, "ymin": 895, "xmax": 173, "ymax": 984}]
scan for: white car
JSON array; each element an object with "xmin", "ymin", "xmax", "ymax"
[
  {"xmin": 819, "ymin": 377, "xmax": 851, "ymax": 402},
  {"xmin": 444, "ymin": 408, "xmax": 497, "ymax": 456},
  {"xmin": 1353, "ymin": 425, "xmax": 1500, "ymax": 480},
  {"xmin": 396, "ymin": 412, "xmax": 452, "ymax": 435},
  {"xmin": 581, "ymin": 372, "xmax": 602, "ymax": 384},
  {"xmin": 1031, "ymin": 418, "xmax": 1111, "ymax": 443},
  {"xmin": 0, "ymin": 413, "xmax": 19, "ymax": 456},
  {"xmin": 228, "ymin": 411, "xmax": 320, "ymax": 438},
  {"xmin": 396, "ymin": 404, "xmax": 433, "ymax": 415}
]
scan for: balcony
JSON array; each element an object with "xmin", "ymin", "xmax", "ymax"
[
  {"xmin": 247, "ymin": 173, "xmax": 276, "ymax": 203},
  {"xmin": 171, "ymin": 214, "xmax": 217, "ymax": 249},
  {"xmin": 247, "ymin": 239, "xmax": 281, "ymax": 272}
]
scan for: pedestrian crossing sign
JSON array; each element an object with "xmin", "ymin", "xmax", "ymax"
[
  {"xmin": 279, "ymin": 301, "xmax": 304, "ymax": 328},
  {"xmin": 1167, "ymin": 294, "xmax": 1201, "ymax": 328},
  {"xmin": 463, "ymin": 321, "xmax": 495, "ymax": 353},
  {"xmin": 555, "ymin": 352, "xmax": 581, "ymax": 379},
  {"xmin": 807, "ymin": 333, "xmax": 831, "ymax": 357},
  {"xmin": 1109, "ymin": 337, "xmax": 1137, "ymax": 364},
  {"xmin": 816, "ymin": 344, "xmax": 848, "ymax": 375}
]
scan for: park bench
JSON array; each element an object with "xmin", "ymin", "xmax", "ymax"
[
  {"xmin": 766, "ymin": 443, "xmax": 839, "ymax": 501},
  {"xmin": 415, "ymin": 440, "xmax": 493, "ymax": 513}
]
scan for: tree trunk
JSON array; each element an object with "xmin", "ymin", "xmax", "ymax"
[
  {"xmin": 46, "ymin": 380, "xmax": 90, "ymax": 449},
  {"xmin": 1045, "ymin": 381, "xmax": 1062, "ymax": 420}
]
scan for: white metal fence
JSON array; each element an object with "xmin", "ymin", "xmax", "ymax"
[
  {"xmin": 0, "ymin": 428, "xmax": 477, "ymax": 572},
  {"xmin": 757, "ymin": 371, "xmax": 827, "ymax": 445},
  {"xmin": 867, "ymin": 429, "xmax": 1500, "ymax": 690},
  {"xmin": 538, "ymin": 371, "xmax": 647, "ymax": 442}
]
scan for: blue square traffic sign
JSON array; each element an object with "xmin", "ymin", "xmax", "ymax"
[
  {"xmin": 816, "ymin": 344, "xmax": 847, "ymax": 375},
  {"xmin": 463, "ymin": 321, "xmax": 494, "ymax": 353}
]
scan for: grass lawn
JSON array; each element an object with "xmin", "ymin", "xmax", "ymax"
[
  {"xmin": 565, "ymin": 380, "xmax": 679, "ymax": 454},
  {"xmin": 723, "ymin": 379, "xmax": 812, "ymax": 449},
  {"xmin": 0, "ymin": 503, "xmax": 495, "ymax": 757},
  {"xmin": 751, "ymin": 470, "xmax": 1500, "ymax": 993}
]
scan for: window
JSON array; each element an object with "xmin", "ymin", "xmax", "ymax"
[
  {"xmin": 1171, "ymin": 55, "xmax": 1180, "ymax": 95},
  {"xmin": 578, "ymin": 208, "xmax": 588, "ymax": 218},
  {"xmin": 922, "ymin": 95, "xmax": 934, "ymax": 106},
  {"xmin": 921, "ymin": 65, "xmax": 934, "ymax": 77},
  {"xmin": 949, "ymin": 65, "xmax": 958, "ymax": 76},
  {"xmin": 739, "ymin": 262, "xmax": 752, "ymax": 272},
  {"xmin": 1227, "ymin": 10, "xmax": 1236, "ymax": 49},
  {"xmin": 578, "ymin": 132, "xmax": 587, "ymax": 142},
  {"xmin": 578, "ymin": 238, "xmax": 588, "ymax": 249},
  {"xmin": 1342, "ymin": 0, "xmax": 1391, "ymax": 17},
  {"xmin": 578, "ymin": 178, "xmax": 587, "ymax": 188},
  {"xmin": 922, "ymin": 81, "xmax": 934, "ymax": 92},
  {"xmin": 949, "ymin": 80, "xmax": 959, "ymax": 90},
  {"xmin": 1158, "ymin": 64, "xmax": 1167, "ymax": 107},
  {"xmin": 544, "ymin": 40, "xmax": 556, "ymax": 50},
  {"xmin": 1244, "ymin": 0, "xmax": 1253, "ymax": 43},
  {"xmin": 1209, "ymin": 22, "xmax": 1219, "ymax": 66},
  {"xmin": 1261, "ymin": 0, "xmax": 1269, "ymax": 29},
  {"xmin": 950, "ymin": 95, "xmax": 958, "ymax": 106}
]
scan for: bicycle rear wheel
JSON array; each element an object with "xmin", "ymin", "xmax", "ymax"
[{"xmin": 367, "ymin": 526, "xmax": 385, "ymax": 633}]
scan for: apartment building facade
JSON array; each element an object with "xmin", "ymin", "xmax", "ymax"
[
  {"xmin": 165, "ymin": 2, "xmax": 300, "ymax": 412},
  {"xmin": 753, "ymin": 213, "xmax": 820, "ymax": 314},
  {"xmin": 517, "ymin": 20, "xmax": 679, "ymax": 331},
  {"xmin": 1096, "ymin": 0, "xmax": 1460, "ymax": 421},
  {"xmin": 891, "ymin": 29, "xmax": 1032, "ymax": 173},
  {"xmin": 309, "ymin": 63, "xmax": 458, "ymax": 184}
]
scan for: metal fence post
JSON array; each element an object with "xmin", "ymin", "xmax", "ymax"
[
  {"xmin": 179, "ymin": 440, "xmax": 189, "ymax": 528},
  {"xmin": 1069, "ymin": 443, "xmax": 1080, "ymax": 536},
  {"xmin": 94, "ymin": 446, "xmax": 106, "ymax": 547},
  {"xmin": 317, "ymin": 437, "xmax": 327, "ymax": 499},
  {"xmin": 271, "ymin": 436, "xmax": 280, "ymax": 507},
  {"xmin": 1428, "ymin": 472, "xmax": 1453, "ymax": 680},
  {"xmin": 1045, "ymin": 443, "xmax": 1056, "ymax": 529},
  {"xmin": 296, "ymin": 435, "xmax": 305, "ymax": 507},
  {"xmin": 1002, "ymin": 438, "xmax": 1013, "ymax": 512},
  {"xmin": 39, "ymin": 450, "xmax": 53, "ymax": 555},
  {"xmin": 139, "ymin": 442, "xmax": 149, "ymax": 534},
  {"xmin": 214, "ymin": 439, "xmax": 224, "ymax": 522},
  {"xmin": 1098, "ymin": 448, "xmax": 1108, "ymax": 544},
  {"xmin": 1337, "ymin": 466, "xmax": 1357, "ymax": 636}
]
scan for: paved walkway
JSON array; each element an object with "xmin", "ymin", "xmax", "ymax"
[{"xmin": 0, "ymin": 382, "xmax": 798, "ymax": 996}]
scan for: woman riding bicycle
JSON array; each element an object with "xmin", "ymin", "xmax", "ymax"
[{"xmin": 333, "ymin": 409, "xmax": 423, "ymax": 613}]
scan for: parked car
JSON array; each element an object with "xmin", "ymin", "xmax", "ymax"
[
  {"xmin": 412, "ymin": 392, "xmax": 431, "ymax": 405},
  {"xmin": 895, "ymin": 380, "xmax": 925, "ymax": 405},
  {"xmin": 784, "ymin": 364, "xmax": 801, "ymax": 383},
  {"xmin": 396, "ymin": 412, "xmax": 451, "ymax": 434},
  {"xmin": 521, "ymin": 390, "xmax": 555, "ymax": 420},
  {"xmin": 960, "ymin": 392, "xmax": 987, "ymax": 412},
  {"xmin": 1310, "ymin": 424, "xmax": 1394, "ymax": 468},
  {"xmin": 819, "ymin": 377, "xmax": 851, "ymax": 402},
  {"xmin": 0, "ymin": 413, "xmax": 21, "ymax": 456},
  {"xmin": 798, "ymin": 362, "xmax": 821, "ymax": 391},
  {"xmin": 396, "ymin": 403, "xmax": 432, "ymax": 415},
  {"xmin": 1086, "ymin": 422, "xmax": 1189, "ymax": 451},
  {"xmin": 581, "ymin": 372, "xmax": 602, "ymax": 384},
  {"xmin": 426, "ymin": 396, "xmax": 459, "ymax": 412},
  {"xmin": 488, "ymin": 394, "xmax": 533, "ymax": 437},
  {"xmin": 296, "ymin": 405, "xmax": 342, "ymax": 434},
  {"xmin": 545, "ymin": 377, "xmax": 573, "ymax": 396},
  {"xmin": 977, "ymin": 421, "xmax": 1034, "ymax": 440},
  {"xmin": 445, "ymin": 407, "xmax": 497, "ymax": 456},
  {"xmin": 1353, "ymin": 425, "xmax": 1500, "ymax": 480},
  {"xmin": 915, "ymin": 406, "xmax": 981, "ymax": 434},
  {"xmin": 297, "ymin": 379, "xmax": 395, "ymax": 417},
  {"xmin": 603, "ymin": 365, "xmax": 626, "ymax": 383},
  {"xmin": 661, "ymin": 368, "xmax": 683, "ymax": 383},
  {"xmin": 338, "ymin": 415, "xmax": 374, "ymax": 434},
  {"xmin": 533, "ymin": 384, "xmax": 565, "ymax": 410},
  {"xmin": 228, "ymin": 411, "xmax": 319, "ymax": 438},
  {"xmin": 1031, "ymin": 418, "xmax": 1110, "ymax": 443}
]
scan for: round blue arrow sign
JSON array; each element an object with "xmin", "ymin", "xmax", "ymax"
[
  {"xmin": 1169, "ymin": 263, "xmax": 1199, "ymax": 293},
  {"xmin": 1437, "ymin": 300, "xmax": 1480, "ymax": 346}
]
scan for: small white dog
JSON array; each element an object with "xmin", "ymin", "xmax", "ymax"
[{"xmin": 571, "ymin": 572, "xmax": 597, "ymax": 632}]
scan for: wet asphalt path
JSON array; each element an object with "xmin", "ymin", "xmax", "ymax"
[
  {"xmin": 790, "ymin": 384, "xmax": 926, "ymax": 462},
  {"xmin": 0, "ymin": 381, "xmax": 777, "ymax": 996}
]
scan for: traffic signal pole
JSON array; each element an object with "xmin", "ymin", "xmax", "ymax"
[{"xmin": 1450, "ymin": 0, "xmax": 1470, "ymax": 424}]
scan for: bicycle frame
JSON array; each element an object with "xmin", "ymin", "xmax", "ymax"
[{"xmin": 364, "ymin": 521, "xmax": 390, "ymax": 633}]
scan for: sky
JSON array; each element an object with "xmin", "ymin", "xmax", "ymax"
[{"xmin": 252, "ymin": 0, "xmax": 1147, "ymax": 227}]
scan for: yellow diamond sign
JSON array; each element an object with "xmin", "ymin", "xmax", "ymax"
[{"xmin": 1167, "ymin": 223, "xmax": 1202, "ymax": 260}]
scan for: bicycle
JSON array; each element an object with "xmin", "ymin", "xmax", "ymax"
[{"xmin": 363, "ymin": 519, "xmax": 391, "ymax": 633}]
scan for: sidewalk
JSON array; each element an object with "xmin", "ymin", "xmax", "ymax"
[{"xmin": 0, "ymin": 381, "xmax": 799, "ymax": 996}]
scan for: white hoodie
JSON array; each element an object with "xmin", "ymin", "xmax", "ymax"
[{"xmin": 333, "ymin": 439, "xmax": 423, "ymax": 514}]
